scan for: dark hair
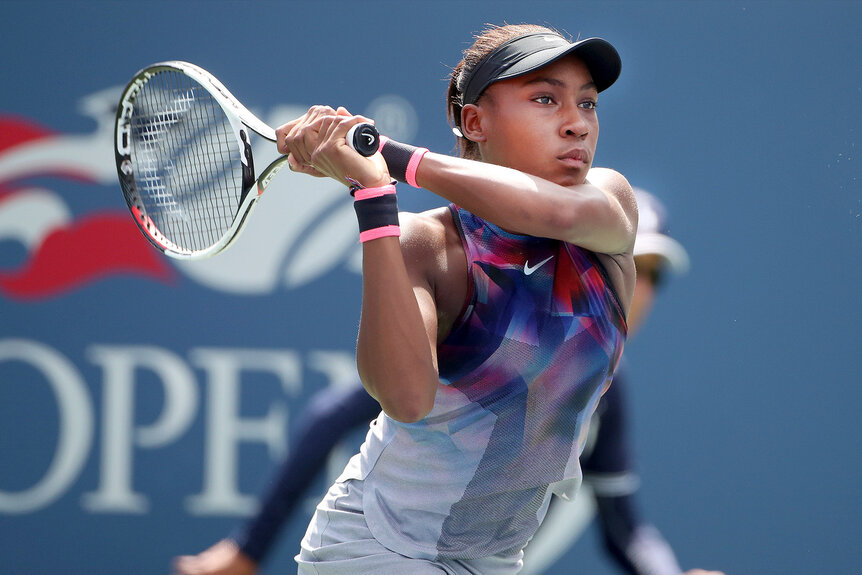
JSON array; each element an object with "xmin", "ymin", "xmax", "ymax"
[{"xmin": 446, "ymin": 23, "xmax": 567, "ymax": 160}]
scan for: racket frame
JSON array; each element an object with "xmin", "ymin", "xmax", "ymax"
[{"xmin": 114, "ymin": 61, "xmax": 288, "ymax": 260}]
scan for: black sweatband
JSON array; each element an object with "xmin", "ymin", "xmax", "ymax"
[
  {"xmin": 379, "ymin": 137, "xmax": 428, "ymax": 188},
  {"xmin": 354, "ymin": 193, "xmax": 399, "ymax": 232},
  {"xmin": 352, "ymin": 184, "xmax": 400, "ymax": 242}
]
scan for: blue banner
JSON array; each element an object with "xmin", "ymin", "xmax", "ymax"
[{"xmin": 2, "ymin": 2, "xmax": 860, "ymax": 574}]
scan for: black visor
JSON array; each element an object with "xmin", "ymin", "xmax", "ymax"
[{"xmin": 461, "ymin": 32, "xmax": 622, "ymax": 106}]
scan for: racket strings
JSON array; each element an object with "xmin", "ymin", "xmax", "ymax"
[{"xmin": 128, "ymin": 70, "xmax": 244, "ymax": 253}]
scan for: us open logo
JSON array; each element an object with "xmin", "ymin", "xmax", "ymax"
[{"xmin": 0, "ymin": 89, "xmax": 418, "ymax": 299}]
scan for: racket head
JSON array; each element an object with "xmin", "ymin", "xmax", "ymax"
[{"xmin": 114, "ymin": 61, "xmax": 261, "ymax": 259}]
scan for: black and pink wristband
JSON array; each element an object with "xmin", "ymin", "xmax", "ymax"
[
  {"xmin": 378, "ymin": 136, "xmax": 428, "ymax": 188},
  {"xmin": 348, "ymin": 136, "xmax": 428, "ymax": 242},
  {"xmin": 353, "ymin": 184, "xmax": 400, "ymax": 243}
]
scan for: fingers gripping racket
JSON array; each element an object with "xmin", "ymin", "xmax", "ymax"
[{"xmin": 114, "ymin": 61, "xmax": 379, "ymax": 260}]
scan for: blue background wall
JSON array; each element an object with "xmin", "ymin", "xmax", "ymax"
[{"xmin": 1, "ymin": 1, "xmax": 860, "ymax": 574}]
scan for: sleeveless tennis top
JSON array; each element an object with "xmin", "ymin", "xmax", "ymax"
[{"xmin": 338, "ymin": 205, "xmax": 627, "ymax": 560}]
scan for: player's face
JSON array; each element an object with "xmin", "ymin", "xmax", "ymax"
[{"xmin": 476, "ymin": 56, "xmax": 599, "ymax": 187}]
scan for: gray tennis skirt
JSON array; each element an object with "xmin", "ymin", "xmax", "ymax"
[{"xmin": 295, "ymin": 477, "xmax": 524, "ymax": 575}]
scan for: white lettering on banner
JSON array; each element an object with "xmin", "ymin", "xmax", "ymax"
[
  {"xmin": 185, "ymin": 348, "xmax": 300, "ymax": 516},
  {"xmin": 0, "ymin": 339, "xmax": 94, "ymax": 514},
  {"xmin": 82, "ymin": 346, "xmax": 199, "ymax": 513},
  {"xmin": 0, "ymin": 339, "xmax": 354, "ymax": 516}
]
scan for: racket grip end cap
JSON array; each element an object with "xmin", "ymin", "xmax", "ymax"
[{"xmin": 347, "ymin": 123, "xmax": 380, "ymax": 157}]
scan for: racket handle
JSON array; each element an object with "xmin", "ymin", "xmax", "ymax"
[{"xmin": 346, "ymin": 123, "xmax": 380, "ymax": 157}]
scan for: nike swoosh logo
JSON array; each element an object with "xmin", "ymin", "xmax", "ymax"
[{"xmin": 524, "ymin": 255, "xmax": 554, "ymax": 276}]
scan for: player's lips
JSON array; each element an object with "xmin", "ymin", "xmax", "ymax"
[{"xmin": 557, "ymin": 149, "xmax": 590, "ymax": 167}]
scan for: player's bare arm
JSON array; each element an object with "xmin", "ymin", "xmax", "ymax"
[
  {"xmin": 354, "ymin": 232, "xmax": 438, "ymax": 424},
  {"xmin": 356, "ymin": 206, "xmax": 469, "ymax": 423},
  {"xmin": 413, "ymin": 153, "xmax": 637, "ymax": 256}
]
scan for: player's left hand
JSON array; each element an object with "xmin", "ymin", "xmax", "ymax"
[{"xmin": 277, "ymin": 106, "xmax": 389, "ymax": 189}]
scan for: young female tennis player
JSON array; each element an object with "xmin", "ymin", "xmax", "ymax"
[{"xmin": 275, "ymin": 23, "xmax": 718, "ymax": 575}]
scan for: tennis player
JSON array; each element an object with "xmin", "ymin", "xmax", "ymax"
[
  {"xmin": 276, "ymin": 23, "xmax": 720, "ymax": 575},
  {"xmin": 282, "ymin": 22, "xmax": 634, "ymax": 574}
]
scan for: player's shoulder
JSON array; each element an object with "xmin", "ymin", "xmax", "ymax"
[
  {"xmin": 587, "ymin": 167, "xmax": 632, "ymax": 197},
  {"xmin": 400, "ymin": 207, "xmax": 452, "ymax": 242},
  {"xmin": 587, "ymin": 167, "xmax": 637, "ymax": 216},
  {"xmin": 400, "ymin": 206, "xmax": 450, "ymax": 229},
  {"xmin": 398, "ymin": 207, "xmax": 455, "ymax": 260}
]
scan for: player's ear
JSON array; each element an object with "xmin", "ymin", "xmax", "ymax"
[{"xmin": 460, "ymin": 104, "xmax": 486, "ymax": 143}]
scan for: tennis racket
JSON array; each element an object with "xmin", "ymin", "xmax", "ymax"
[{"xmin": 114, "ymin": 60, "xmax": 380, "ymax": 260}]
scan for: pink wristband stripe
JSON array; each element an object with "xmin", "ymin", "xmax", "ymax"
[
  {"xmin": 359, "ymin": 225, "xmax": 401, "ymax": 243},
  {"xmin": 353, "ymin": 184, "xmax": 397, "ymax": 201},
  {"xmin": 405, "ymin": 148, "xmax": 429, "ymax": 188}
]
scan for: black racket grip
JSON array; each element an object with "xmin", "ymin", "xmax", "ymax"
[{"xmin": 346, "ymin": 123, "xmax": 380, "ymax": 157}]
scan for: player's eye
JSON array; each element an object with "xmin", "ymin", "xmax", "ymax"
[{"xmin": 579, "ymin": 100, "xmax": 598, "ymax": 110}]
